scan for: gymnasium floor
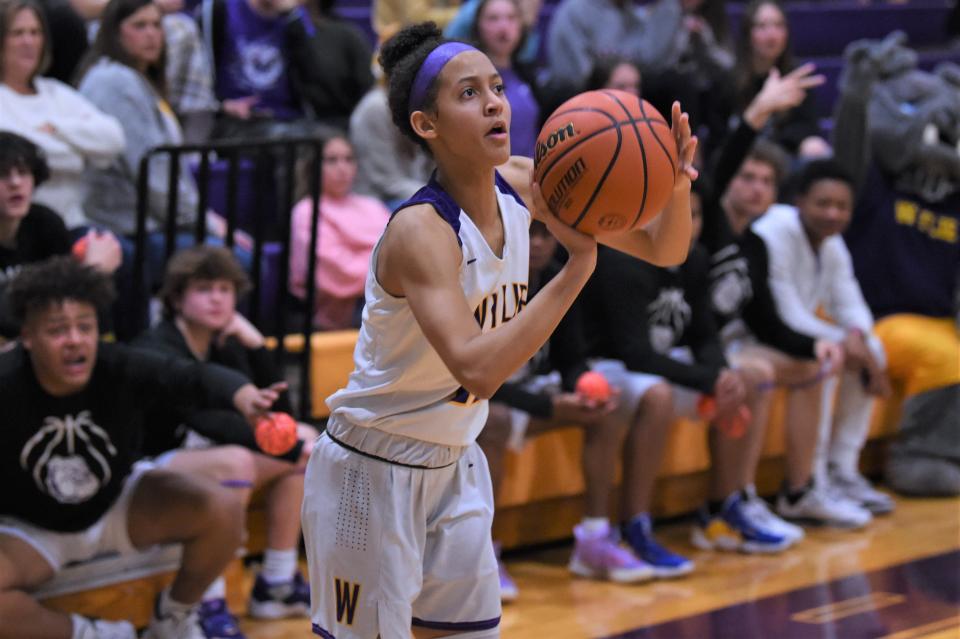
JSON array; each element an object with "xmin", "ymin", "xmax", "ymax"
[{"xmin": 243, "ymin": 495, "xmax": 960, "ymax": 639}]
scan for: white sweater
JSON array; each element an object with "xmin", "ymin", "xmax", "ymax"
[
  {"xmin": 0, "ymin": 78, "xmax": 125, "ymax": 229},
  {"xmin": 752, "ymin": 204, "xmax": 874, "ymax": 343}
]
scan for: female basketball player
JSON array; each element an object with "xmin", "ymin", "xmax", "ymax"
[{"xmin": 302, "ymin": 22, "xmax": 698, "ymax": 639}]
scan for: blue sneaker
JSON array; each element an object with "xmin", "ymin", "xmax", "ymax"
[
  {"xmin": 197, "ymin": 598, "xmax": 245, "ymax": 638},
  {"xmin": 624, "ymin": 513, "xmax": 694, "ymax": 578},
  {"xmin": 248, "ymin": 571, "xmax": 310, "ymax": 620},
  {"xmin": 691, "ymin": 492, "xmax": 791, "ymax": 554}
]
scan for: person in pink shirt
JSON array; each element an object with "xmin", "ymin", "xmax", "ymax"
[{"xmin": 289, "ymin": 133, "xmax": 390, "ymax": 330}]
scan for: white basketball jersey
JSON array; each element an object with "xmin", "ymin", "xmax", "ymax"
[{"xmin": 326, "ymin": 173, "xmax": 531, "ymax": 447}]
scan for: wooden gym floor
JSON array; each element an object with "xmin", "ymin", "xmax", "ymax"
[{"xmin": 242, "ymin": 495, "xmax": 960, "ymax": 639}]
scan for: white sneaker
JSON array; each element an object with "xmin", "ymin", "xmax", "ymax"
[
  {"xmin": 776, "ymin": 484, "xmax": 873, "ymax": 529},
  {"xmin": 741, "ymin": 486, "xmax": 805, "ymax": 545},
  {"xmin": 71, "ymin": 615, "xmax": 137, "ymax": 639},
  {"xmin": 829, "ymin": 470, "xmax": 895, "ymax": 515},
  {"xmin": 143, "ymin": 605, "xmax": 206, "ymax": 639}
]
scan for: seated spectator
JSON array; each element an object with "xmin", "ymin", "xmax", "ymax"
[
  {"xmin": 445, "ymin": 0, "xmax": 540, "ymax": 66},
  {"xmin": 135, "ymin": 245, "xmax": 318, "ymax": 634},
  {"xmin": 0, "ymin": 0, "xmax": 125, "ymax": 230},
  {"xmin": 724, "ymin": 0, "xmax": 830, "ymax": 158},
  {"xmin": 468, "ymin": 0, "xmax": 539, "ymax": 158},
  {"xmin": 583, "ymin": 199, "xmax": 791, "ymax": 554},
  {"xmin": 0, "ymin": 257, "xmax": 281, "ymax": 639},
  {"xmin": 478, "ymin": 221, "xmax": 682, "ymax": 599},
  {"xmin": 753, "ymin": 160, "xmax": 894, "ymax": 522},
  {"xmin": 288, "ymin": 0, "xmax": 375, "ymax": 129},
  {"xmin": 156, "ymin": 0, "xmax": 220, "ymax": 142},
  {"xmin": 544, "ymin": 0, "xmax": 682, "ymax": 108},
  {"xmin": 587, "ymin": 55, "xmax": 642, "ymax": 96},
  {"xmin": 373, "ymin": 0, "xmax": 460, "ymax": 40},
  {"xmin": 349, "ymin": 71, "xmax": 433, "ymax": 206},
  {"xmin": 289, "ymin": 133, "xmax": 390, "ymax": 329},
  {"xmin": 198, "ymin": 0, "xmax": 327, "ymax": 137},
  {"xmin": 77, "ymin": 0, "xmax": 202, "ymax": 338},
  {"xmin": 831, "ymin": 36, "xmax": 960, "ymax": 496},
  {"xmin": 0, "ymin": 132, "xmax": 121, "ymax": 341}
]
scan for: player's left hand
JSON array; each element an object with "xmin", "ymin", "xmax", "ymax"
[{"xmin": 671, "ymin": 101, "xmax": 699, "ymax": 183}]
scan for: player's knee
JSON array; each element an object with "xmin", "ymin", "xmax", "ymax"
[
  {"xmin": 0, "ymin": 590, "xmax": 40, "ymax": 634},
  {"xmin": 215, "ymin": 445, "xmax": 257, "ymax": 484}
]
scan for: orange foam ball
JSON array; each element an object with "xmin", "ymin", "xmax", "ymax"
[
  {"xmin": 255, "ymin": 412, "xmax": 298, "ymax": 455},
  {"xmin": 575, "ymin": 371, "xmax": 612, "ymax": 403},
  {"xmin": 71, "ymin": 236, "xmax": 88, "ymax": 260}
]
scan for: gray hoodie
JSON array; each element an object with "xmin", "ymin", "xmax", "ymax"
[{"xmin": 79, "ymin": 58, "xmax": 198, "ymax": 236}]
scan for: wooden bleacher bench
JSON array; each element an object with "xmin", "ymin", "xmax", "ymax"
[{"xmin": 295, "ymin": 330, "xmax": 906, "ymax": 549}]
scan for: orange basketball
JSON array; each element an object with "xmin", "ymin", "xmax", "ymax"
[{"xmin": 533, "ymin": 91, "xmax": 678, "ymax": 235}]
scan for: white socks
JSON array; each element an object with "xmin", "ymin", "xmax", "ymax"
[
  {"xmin": 261, "ymin": 548, "xmax": 298, "ymax": 584},
  {"xmin": 201, "ymin": 576, "xmax": 227, "ymax": 602},
  {"xmin": 580, "ymin": 517, "xmax": 610, "ymax": 536},
  {"xmin": 158, "ymin": 587, "xmax": 194, "ymax": 617}
]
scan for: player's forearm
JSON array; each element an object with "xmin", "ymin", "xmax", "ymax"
[{"xmin": 450, "ymin": 256, "xmax": 595, "ymax": 399}]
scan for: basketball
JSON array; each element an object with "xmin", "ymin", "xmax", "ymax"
[
  {"xmin": 575, "ymin": 371, "xmax": 612, "ymax": 403},
  {"xmin": 255, "ymin": 412, "xmax": 298, "ymax": 456},
  {"xmin": 533, "ymin": 90, "xmax": 678, "ymax": 235}
]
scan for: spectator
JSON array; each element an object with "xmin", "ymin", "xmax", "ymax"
[
  {"xmin": 753, "ymin": 159, "xmax": 894, "ymax": 524},
  {"xmin": 33, "ymin": 0, "xmax": 88, "ymax": 84},
  {"xmin": 586, "ymin": 55, "xmax": 642, "ymax": 96},
  {"xmin": 156, "ymin": 0, "xmax": 220, "ymax": 142},
  {"xmin": 545, "ymin": 0, "xmax": 682, "ymax": 106},
  {"xmin": 445, "ymin": 0, "xmax": 540, "ymax": 66},
  {"xmin": 349, "ymin": 73, "xmax": 433, "ymax": 205},
  {"xmin": 198, "ymin": 0, "xmax": 327, "ymax": 137},
  {"xmin": 477, "ymin": 221, "xmax": 683, "ymax": 599},
  {"xmin": 700, "ymin": 70, "xmax": 869, "ymax": 533},
  {"xmin": 583, "ymin": 200, "xmax": 791, "ymax": 555},
  {"xmin": 288, "ymin": 0, "xmax": 375, "ymax": 129},
  {"xmin": 469, "ymin": 0, "xmax": 539, "ymax": 158},
  {"xmin": 831, "ymin": 34, "xmax": 960, "ymax": 496},
  {"xmin": 135, "ymin": 245, "xmax": 318, "ymax": 635},
  {"xmin": 0, "ymin": 257, "xmax": 281, "ymax": 639},
  {"xmin": 0, "ymin": 132, "xmax": 121, "ymax": 341},
  {"xmin": 289, "ymin": 133, "xmax": 390, "ymax": 330},
  {"xmin": 0, "ymin": 0, "xmax": 125, "ymax": 230},
  {"xmin": 728, "ymin": 0, "xmax": 829, "ymax": 158},
  {"xmin": 77, "ymin": 0, "xmax": 201, "ymax": 338}
]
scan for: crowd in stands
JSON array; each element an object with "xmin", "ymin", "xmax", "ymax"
[{"xmin": 0, "ymin": 0, "xmax": 958, "ymax": 637}]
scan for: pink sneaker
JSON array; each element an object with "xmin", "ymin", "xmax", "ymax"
[{"xmin": 567, "ymin": 523, "xmax": 654, "ymax": 583}]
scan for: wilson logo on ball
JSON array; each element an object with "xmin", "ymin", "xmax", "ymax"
[
  {"xmin": 534, "ymin": 122, "xmax": 577, "ymax": 167},
  {"xmin": 548, "ymin": 157, "xmax": 587, "ymax": 211}
]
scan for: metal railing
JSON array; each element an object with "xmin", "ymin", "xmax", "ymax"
[{"xmin": 133, "ymin": 136, "xmax": 325, "ymax": 419}]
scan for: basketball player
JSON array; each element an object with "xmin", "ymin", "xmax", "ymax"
[{"xmin": 301, "ymin": 22, "xmax": 698, "ymax": 639}]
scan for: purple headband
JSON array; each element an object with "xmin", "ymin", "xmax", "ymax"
[{"xmin": 408, "ymin": 42, "xmax": 478, "ymax": 113}]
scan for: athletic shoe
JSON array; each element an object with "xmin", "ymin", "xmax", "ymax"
[
  {"xmin": 828, "ymin": 469, "xmax": 895, "ymax": 515},
  {"xmin": 197, "ymin": 599, "xmax": 245, "ymax": 638},
  {"xmin": 248, "ymin": 572, "xmax": 310, "ymax": 619},
  {"xmin": 143, "ymin": 597, "xmax": 207, "ymax": 639},
  {"xmin": 776, "ymin": 483, "xmax": 872, "ymax": 529},
  {"xmin": 492, "ymin": 542, "xmax": 519, "ymax": 602},
  {"xmin": 71, "ymin": 615, "xmax": 137, "ymax": 639},
  {"xmin": 623, "ymin": 513, "xmax": 694, "ymax": 578},
  {"xmin": 568, "ymin": 523, "xmax": 654, "ymax": 583},
  {"xmin": 691, "ymin": 493, "xmax": 791, "ymax": 554},
  {"xmin": 741, "ymin": 485, "xmax": 805, "ymax": 546}
]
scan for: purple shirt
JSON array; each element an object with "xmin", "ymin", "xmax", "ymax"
[
  {"xmin": 501, "ymin": 67, "xmax": 539, "ymax": 159},
  {"xmin": 215, "ymin": 0, "xmax": 301, "ymax": 120}
]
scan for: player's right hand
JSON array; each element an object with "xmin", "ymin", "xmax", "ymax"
[{"xmin": 528, "ymin": 175, "xmax": 597, "ymax": 265}]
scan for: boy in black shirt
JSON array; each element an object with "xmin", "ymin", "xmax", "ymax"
[
  {"xmin": 135, "ymin": 246, "xmax": 316, "ymax": 631},
  {"xmin": 0, "ymin": 258, "xmax": 282, "ymax": 639}
]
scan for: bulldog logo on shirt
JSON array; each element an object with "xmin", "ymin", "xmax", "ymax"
[
  {"xmin": 20, "ymin": 411, "xmax": 118, "ymax": 504},
  {"xmin": 238, "ymin": 40, "xmax": 284, "ymax": 91},
  {"xmin": 647, "ymin": 287, "xmax": 691, "ymax": 354}
]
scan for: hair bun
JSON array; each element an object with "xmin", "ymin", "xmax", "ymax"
[{"xmin": 379, "ymin": 22, "xmax": 443, "ymax": 77}]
